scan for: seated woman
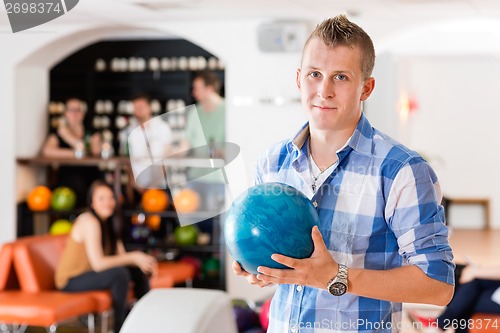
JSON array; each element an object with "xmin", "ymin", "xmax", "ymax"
[
  {"xmin": 408, "ymin": 262, "xmax": 500, "ymax": 333},
  {"xmin": 42, "ymin": 97, "xmax": 103, "ymax": 207},
  {"xmin": 55, "ymin": 180, "xmax": 158, "ymax": 333}
]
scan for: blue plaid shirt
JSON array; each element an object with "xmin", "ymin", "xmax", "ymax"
[{"xmin": 255, "ymin": 113, "xmax": 454, "ymax": 333}]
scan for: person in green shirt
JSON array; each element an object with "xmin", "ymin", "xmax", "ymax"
[
  {"xmin": 178, "ymin": 71, "xmax": 226, "ymax": 212},
  {"xmin": 185, "ymin": 71, "xmax": 225, "ymax": 152}
]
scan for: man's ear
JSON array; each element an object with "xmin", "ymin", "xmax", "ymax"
[
  {"xmin": 296, "ymin": 68, "xmax": 302, "ymax": 91},
  {"xmin": 360, "ymin": 77, "xmax": 375, "ymax": 101}
]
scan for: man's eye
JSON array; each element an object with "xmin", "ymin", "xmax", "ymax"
[
  {"xmin": 310, "ymin": 71, "xmax": 321, "ymax": 78},
  {"xmin": 335, "ymin": 74, "xmax": 347, "ymax": 81}
]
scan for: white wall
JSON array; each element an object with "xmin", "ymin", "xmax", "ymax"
[
  {"xmin": 0, "ymin": 29, "xmax": 76, "ymax": 245},
  {"xmin": 0, "ymin": 64, "xmax": 16, "ymax": 244},
  {"xmin": 364, "ymin": 53, "xmax": 399, "ymax": 139},
  {"xmin": 403, "ymin": 55, "xmax": 500, "ymax": 228},
  {"xmin": 367, "ymin": 18, "xmax": 500, "ymax": 229}
]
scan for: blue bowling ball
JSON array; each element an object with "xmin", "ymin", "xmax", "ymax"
[{"xmin": 224, "ymin": 182, "xmax": 319, "ymax": 275}]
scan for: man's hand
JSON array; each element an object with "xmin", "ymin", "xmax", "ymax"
[
  {"xmin": 256, "ymin": 226, "xmax": 338, "ymax": 289},
  {"xmin": 232, "ymin": 261, "xmax": 272, "ymax": 288}
]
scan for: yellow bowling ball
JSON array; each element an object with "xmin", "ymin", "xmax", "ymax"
[{"xmin": 50, "ymin": 219, "xmax": 73, "ymax": 235}]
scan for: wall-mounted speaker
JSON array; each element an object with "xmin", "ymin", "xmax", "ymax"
[{"xmin": 257, "ymin": 21, "xmax": 310, "ymax": 53}]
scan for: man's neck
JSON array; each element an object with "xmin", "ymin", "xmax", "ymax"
[
  {"xmin": 309, "ymin": 126, "xmax": 355, "ymax": 170},
  {"xmin": 138, "ymin": 116, "xmax": 152, "ymax": 126},
  {"xmin": 200, "ymin": 94, "xmax": 222, "ymax": 112}
]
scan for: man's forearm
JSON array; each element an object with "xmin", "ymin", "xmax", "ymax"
[{"xmin": 348, "ymin": 265, "xmax": 454, "ymax": 305}]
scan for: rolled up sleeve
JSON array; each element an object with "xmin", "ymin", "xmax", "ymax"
[{"xmin": 386, "ymin": 158, "xmax": 455, "ymax": 285}]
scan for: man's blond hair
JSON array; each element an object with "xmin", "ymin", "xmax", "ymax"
[{"xmin": 303, "ymin": 15, "xmax": 375, "ymax": 80}]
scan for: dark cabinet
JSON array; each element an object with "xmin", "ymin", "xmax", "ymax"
[{"xmin": 49, "ymin": 38, "xmax": 224, "ymax": 154}]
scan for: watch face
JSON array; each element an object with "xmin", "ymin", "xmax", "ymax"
[{"xmin": 329, "ymin": 282, "xmax": 347, "ymax": 296}]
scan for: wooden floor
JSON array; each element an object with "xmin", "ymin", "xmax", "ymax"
[
  {"xmin": 15, "ymin": 229, "xmax": 500, "ymax": 333},
  {"xmin": 448, "ymin": 228, "xmax": 500, "ymax": 266}
]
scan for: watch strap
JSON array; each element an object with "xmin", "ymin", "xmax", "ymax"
[{"xmin": 336, "ymin": 264, "xmax": 348, "ymax": 282}]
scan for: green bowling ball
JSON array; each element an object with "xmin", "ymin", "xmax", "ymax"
[
  {"xmin": 174, "ymin": 225, "xmax": 199, "ymax": 246},
  {"xmin": 51, "ymin": 187, "xmax": 77, "ymax": 211},
  {"xmin": 203, "ymin": 257, "xmax": 220, "ymax": 279}
]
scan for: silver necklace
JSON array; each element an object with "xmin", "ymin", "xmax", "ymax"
[{"xmin": 307, "ymin": 137, "xmax": 337, "ymax": 192}]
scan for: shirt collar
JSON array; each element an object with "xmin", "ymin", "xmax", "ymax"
[{"xmin": 346, "ymin": 113, "xmax": 374, "ymax": 156}]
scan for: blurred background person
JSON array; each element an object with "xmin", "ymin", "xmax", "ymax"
[
  {"xmin": 408, "ymin": 262, "xmax": 500, "ymax": 333},
  {"xmin": 119, "ymin": 93, "xmax": 174, "ymax": 204},
  {"xmin": 42, "ymin": 97, "xmax": 102, "ymax": 208},
  {"xmin": 179, "ymin": 71, "xmax": 225, "ymax": 158},
  {"xmin": 178, "ymin": 71, "xmax": 226, "ymax": 213},
  {"xmin": 55, "ymin": 180, "xmax": 157, "ymax": 333}
]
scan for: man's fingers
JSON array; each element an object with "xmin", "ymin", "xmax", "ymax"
[
  {"xmin": 232, "ymin": 261, "xmax": 249, "ymax": 276},
  {"xmin": 270, "ymin": 254, "xmax": 298, "ymax": 269}
]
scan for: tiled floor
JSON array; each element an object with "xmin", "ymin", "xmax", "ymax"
[{"xmin": 16, "ymin": 229, "xmax": 499, "ymax": 332}]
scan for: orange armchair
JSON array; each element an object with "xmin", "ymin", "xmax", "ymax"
[
  {"xmin": 1, "ymin": 234, "xmax": 194, "ymax": 332},
  {"xmin": 0, "ymin": 240, "xmax": 97, "ymax": 332},
  {"xmin": 12, "ymin": 235, "xmax": 112, "ymax": 332}
]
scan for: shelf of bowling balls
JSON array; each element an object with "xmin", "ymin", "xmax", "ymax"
[
  {"xmin": 17, "ymin": 156, "xmax": 226, "ymax": 170},
  {"xmin": 121, "ymin": 209, "xmax": 223, "ymax": 219},
  {"xmin": 124, "ymin": 216, "xmax": 222, "ymax": 251},
  {"xmin": 16, "ymin": 156, "xmax": 128, "ymax": 168},
  {"xmin": 17, "ymin": 156, "xmax": 225, "ymax": 214}
]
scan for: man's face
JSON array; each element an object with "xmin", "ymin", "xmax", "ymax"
[
  {"xmin": 296, "ymin": 38, "xmax": 374, "ymax": 133},
  {"xmin": 192, "ymin": 78, "xmax": 211, "ymax": 103},
  {"xmin": 133, "ymin": 98, "xmax": 152, "ymax": 123}
]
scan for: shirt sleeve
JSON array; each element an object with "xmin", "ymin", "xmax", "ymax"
[
  {"xmin": 184, "ymin": 107, "xmax": 199, "ymax": 147},
  {"xmin": 161, "ymin": 121, "xmax": 174, "ymax": 145},
  {"xmin": 254, "ymin": 153, "xmax": 265, "ymax": 186},
  {"xmin": 385, "ymin": 158, "xmax": 455, "ymax": 285}
]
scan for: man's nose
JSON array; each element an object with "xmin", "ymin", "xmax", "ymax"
[{"xmin": 317, "ymin": 79, "xmax": 334, "ymax": 99}]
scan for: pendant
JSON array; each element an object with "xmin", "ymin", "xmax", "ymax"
[{"xmin": 312, "ymin": 183, "xmax": 316, "ymax": 192}]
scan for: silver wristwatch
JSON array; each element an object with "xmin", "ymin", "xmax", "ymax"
[{"xmin": 326, "ymin": 264, "xmax": 348, "ymax": 296}]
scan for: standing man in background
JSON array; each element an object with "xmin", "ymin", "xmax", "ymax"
[
  {"xmin": 233, "ymin": 15, "xmax": 455, "ymax": 333},
  {"xmin": 178, "ymin": 71, "xmax": 226, "ymax": 211},
  {"xmin": 120, "ymin": 93, "xmax": 174, "ymax": 198},
  {"xmin": 184, "ymin": 71, "xmax": 225, "ymax": 155}
]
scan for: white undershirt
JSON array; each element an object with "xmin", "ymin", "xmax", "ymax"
[
  {"xmin": 305, "ymin": 135, "xmax": 351, "ymax": 193},
  {"xmin": 307, "ymin": 157, "xmax": 338, "ymax": 193}
]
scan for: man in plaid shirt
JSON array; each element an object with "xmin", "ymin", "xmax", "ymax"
[{"xmin": 233, "ymin": 14, "xmax": 454, "ymax": 333}]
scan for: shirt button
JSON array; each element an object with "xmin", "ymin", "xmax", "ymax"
[
  {"xmin": 296, "ymin": 285, "xmax": 302, "ymax": 292},
  {"xmin": 290, "ymin": 326, "xmax": 298, "ymax": 333},
  {"xmin": 313, "ymin": 201, "xmax": 318, "ymax": 207}
]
